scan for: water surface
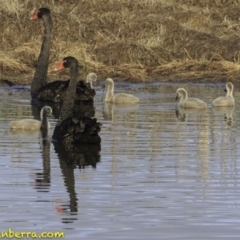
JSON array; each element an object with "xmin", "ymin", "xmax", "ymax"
[{"xmin": 1, "ymin": 82, "xmax": 240, "ymax": 239}]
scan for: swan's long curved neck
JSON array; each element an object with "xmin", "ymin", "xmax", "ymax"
[
  {"xmin": 226, "ymin": 87, "xmax": 234, "ymax": 98},
  {"xmin": 88, "ymin": 81, "xmax": 93, "ymax": 88},
  {"xmin": 31, "ymin": 15, "xmax": 52, "ymax": 98},
  {"xmin": 40, "ymin": 108, "xmax": 48, "ymax": 129},
  {"xmin": 57, "ymin": 64, "xmax": 79, "ymax": 125},
  {"xmin": 105, "ymin": 83, "xmax": 114, "ymax": 101},
  {"xmin": 182, "ymin": 90, "xmax": 188, "ymax": 100},
  {"xmin": 178, "ymin": 89, "xmax": 188, "ymax": 102},
  {"xmin": 86, "ymin": 76, "xmax": 93, "ymax": 88}
]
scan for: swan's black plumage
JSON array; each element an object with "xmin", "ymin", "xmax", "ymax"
[
  {"xmin": 31, "ymin": 8, "xmax": 52, "ymax": 99},
  {"xmin": 31, "ymin": 8, "xmax": 95, "ymax": 102},
  {"xmin": 36, "ymin": 79, "xmax": 96, "ymax": 102},
  {"xmin": 52, "ymin": 56, "xmax": 101, "ymax": 144}
]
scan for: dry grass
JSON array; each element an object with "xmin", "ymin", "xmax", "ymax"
[{"xmin": 1, "ymin": 0, "xmax": 240, "ymax": 84}]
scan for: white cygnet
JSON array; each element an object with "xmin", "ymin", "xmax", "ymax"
[
  {"xmin": 9, "ymin": 106, "xmax": 52, "ymax": 130},
  {"xmin": 104, "ymin": 78, "xmax": 139, "ymax": 103},
  {"xmin": 86, "ymin": 72, "xmax": 97, "ymax": 89},
  {"xmin": 175, "ymin": 88, "xmax": 207, "ymax": 109},
  {"xmin": 212, "ymin": 82, "xmax": 234, "ymax": 107}
]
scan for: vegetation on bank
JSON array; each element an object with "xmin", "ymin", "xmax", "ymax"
[{"xmin": 1, "ymin": 0, "xmax": 240, "ymax": 84}]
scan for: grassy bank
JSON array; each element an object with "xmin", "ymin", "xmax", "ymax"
[{"xmin": 1, "ymin": 0, "xmax": 240, "ymax": 84}]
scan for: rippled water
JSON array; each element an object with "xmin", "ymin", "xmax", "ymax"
[{"xmin": 1, "ymin": 82, "xmax": 240, "ymax": 239}]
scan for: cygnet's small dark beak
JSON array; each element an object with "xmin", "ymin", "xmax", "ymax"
[
  {"xmin": 224, "ymin": 88, "xmax": 227, "ymax": 92},
  {"xmin": 102, "ymin": 84, "xmax": 105, "ymax": 89},
  {"xmin": 175, "ymin": 95, "xmax": 179, "ymax": 101}
]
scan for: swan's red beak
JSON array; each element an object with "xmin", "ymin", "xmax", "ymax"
[
  {"xmin": 54, "ymin": 61, "xmax": 65, "ymax": 71},
  {"xmin": 30, "ymin": 10, "xmax": 39, "ymax": 20}
]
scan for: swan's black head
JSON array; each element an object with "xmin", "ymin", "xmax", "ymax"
[
  {"xmin": 63, "ymin": 56, "xmax": 78, "ymax": 68},
  {"xmin": 54, "ymin": 56, "xmax": 79, "ymax": 71},
  {"xmin": 31, "ymin": 8, "xmax": 51, "ymax": 20}
]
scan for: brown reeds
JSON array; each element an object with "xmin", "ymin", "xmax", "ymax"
[{"xmin": 1, "ymin": 0, "xmax": 240, "ymax": 84}]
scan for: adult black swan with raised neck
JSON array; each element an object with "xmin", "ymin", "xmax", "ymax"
[
  {"xmin": 52, "ymin": 56, "xmax": 101, "ymax": 144},
  {"xmin": 31, "ymin": 8, "xmax": 95, "ymax": 103},
  {"xmin": 31, "ymin": 7, "xmax": 52, "ymax": 99}
]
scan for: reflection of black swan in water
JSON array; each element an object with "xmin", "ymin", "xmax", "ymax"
[
  {"xmin": 53, "ymin": 142, "xmax": 100, "ymax": 222},
  {"xmin": 52, "ymin": 56, "xmax": 101, "ymax": 144},
  {"xmin": 32, "ymin": 129, "xmax": 51, "ymax": 192},
  {"xmin": 31, "ymin": 8, "xmax": 95, "ymax": 102},
  {"xmin": 54, "ymin": 142, "xmax": 101, "ymax": 169}
]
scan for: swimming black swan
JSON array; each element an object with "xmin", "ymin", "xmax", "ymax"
[
  {"xmin": 31, "ymin": 8, "xmax": 95, "ymax": 102},
  {"xmin": 52, "ymin": 56, "xmax": 101, "ymax": 144}
]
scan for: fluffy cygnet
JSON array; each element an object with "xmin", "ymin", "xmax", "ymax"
[
  {"xmin": 175, "ymin": 88, "xmax": 207, "ymax": 109},
  {"xmin": 9, "ymin": 106, "xmax": 52, "ymax": 130},
  {"xmin": 104, "ymin": 78, "xmax": 139, "ymax": 103}
]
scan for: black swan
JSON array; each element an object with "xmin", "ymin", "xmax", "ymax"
[
  {"xmin": 31, "ymin": 8, "xmax": 95, "ymax": 102},
  {"xmin": 52, "ymin": 56, "xmax": 101, "ymax": 144}
]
